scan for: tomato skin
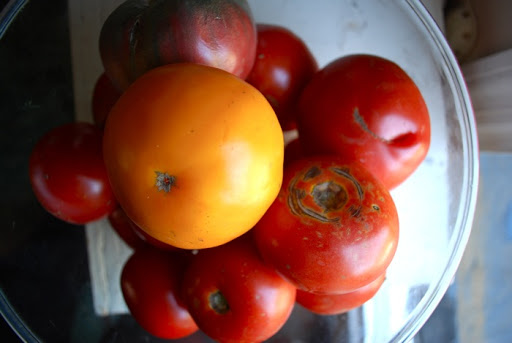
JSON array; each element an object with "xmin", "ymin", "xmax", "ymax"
[
  {"xmin": 297, "ymin": 54, "xmax": 430, "ymax": 189},
  {"xmin": 246, "ymin": 24, "xmax": 318, "ymax": 130},
  {"xmin": 108, "ymin": 206, "xmax": 147, "ymax": 250},
  {"xmin": 284, "ymin": 137, "xmax": 304, "ymax": 167},
  {"xmin": 99, "ymin": 0, "xmax": 257, "ymax": 91},
  {"xmin": 29, "ymin": 122, "xmax": 116, "ymax": 224},
  {"xmin": 120, "ymin": 248, "xmax": 198, "ymax": 339},
  {"xmin": 92, "ymin": 72, "xmax": 121, "ymax": 127},
  {"xmin": 108, "ymin": 206, "xmax": 178, "ymax": 251},
  {"xmin": 296, "ymin": 272, "xmax": 386, "ymax": 315},
  {"xmin": 253, "ymin": 155, "xmax": 399, "ymax": 294},
  {"xmin": 181, "ymin": 235, "xmax": 296, "ymax": 343},
  {"xmin": 103, "ymin": 63, "xmax": 284, "ymax": 250}
]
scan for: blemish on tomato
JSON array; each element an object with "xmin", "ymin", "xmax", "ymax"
[
  {"xmin": 353, "ymin": 107, "xmax": 387, "ymax": 142},
  {"xmin": 155, "ymin": 171, "xmax": 176, "ymax": 193},
  {"xmin": 303, "ymin": 166, "xmax": 321, "ymax": 180},
  {"xmin": 209, "ymin": 290, "xmax": 230, "ymax": 314},
  {"xmin": 312, "ymin": 181, "xmax": 347, "ymax": 212}
]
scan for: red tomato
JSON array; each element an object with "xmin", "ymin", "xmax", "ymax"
[
  {"xmin": 181, "ymin": 235, "xmax": 296, "ymax": 343},
  {"xmin": 296, "ymin": 272, "xmax": 386, "ymax": 315},
  {"xmin": 246, "ymin": 24, "xmax": 318, "ymax": 130},
  {"xmin": 92, "ymin": 72, "xmax": 121, "ymax": 127},
  {"xmin": 253, "ymin": 155, "xmax": 399, "ymax": 294},
  {"xmin": 108, "ymin": 206, "xmax": 147, "ymax": 250},
  {"xmin": 108, "ymin": 206, "xmax": 178, "ymax": 251},
  {"xmin": 120, "ymin": 248, "xmax": 198, "ymax": 339},
  {"xmin": 297, "ymin": 54, "xmax": 431, "ymax": 189},
  {"xmin": 284, "ymin": 137, "xmax": 303, "ymax": 167},
  {"xmin": 29, "ymin": 122, "xmax": 116, "ymax": 224}
]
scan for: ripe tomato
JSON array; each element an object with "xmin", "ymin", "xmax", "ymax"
[
  {"xmin": 108, "ymin": 206, "xmax": 147, "ymax": 250},
  {"xmin": 29, "ymin": 122, "xmax": 116, "ymax": 224},
  {"xmin": 103, "ymin": 63, "xmax": 284, "ymax": 250},
  {"xmin": 284, "ymin": 137, "xmax": 303, "ymax": 167},
  {"xmin": 108, "ymin": 206, "xmax": 178, "ymax": 251},
  {"xmin": 120, "ymin": 248, "xmax": 198, "ymax": 339},
  {"xmin": 297, "ymin": 54, "xmax": 431, "ymax": 189},
  {"xmin": 246, "ymin": 24, "xmax": 318, "ymax": 130},
  {"xmin": 92, "ymin": 72, "xmax": 121, "ymax": 127},
  {"xmin": 296, "ymin": 272, "xmax": 386, "ymax": 315},
  {"xmin": 181, "ymin": 235, "xmax": 296, "ymax": 343},
  {"xmin": 99, "ymin": 0, "xmax": 257, "ymax": 90},
  {"xmin": 253, "ymin": 155, "xmax": 399, "ymax": 294}
]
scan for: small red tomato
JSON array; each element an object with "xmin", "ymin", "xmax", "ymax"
[
  {"xmin": 253, "ymin": 155, "xmax": 399, "ymax": 294},
  {"xmin": 108, "ymin": 206, "xmax": 179, "ymax": 251},
  {"xmin": 92, "ymin": 72, "xmax": 121, "ymax": 127},
  {"xmin": 246, "ymin": 24, "xmax": 318, "ymax": 130},
  {"xmin": 181, "ymin": 235, "xmax": 296, "ymax": 343},
  {"xmin": 121, "ymin": 248, "xmax": 198, "ymax": 339},
  {"xmin": 297, "ymin": 54, "xmax": 431, "ymax": 189},
  {"xmin": 296, "ymin": 272, "xmax": 386, "ymax": 315},
  {"xmin": 29, "ymin": 122, "xmax": 116, "ymax": 224}
]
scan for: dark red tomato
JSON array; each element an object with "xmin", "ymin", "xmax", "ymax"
[
  {"xmin": 108, "ymin": 206, "xmax": 148, "ymax": 250},
  {"xmin": 297, "ymin": 54, "xmax": 431, "ymax": 190},
  {"xmin": 121, "ymin": 248, "xmax": 198, "ymax": 339},
  {"xmin": 181, "ymin": 235, "xmax": 296, "ymax": 343},
  {"xmin": 29, "ymin": 122, "xmax": 116, "ymax": 224},
  {"xmin": 108, "ymin": 206, "xmax": 179, "ymax": 251},
  {"xmin": 296, "ymin": 272, "xmax": 386, "ymax": 315},
  {"xmin": 246, "ymin": 24, "xmax": 318, "ymax": 130},
  {"xmin": 92, "ymin": 72, "xmax": 121, "ymax": 127},
  {"xmin": 284, "ymin": 137, "xmax": 303, "ymax": 167},
  {"xmin": 253, "ymin": 155, "xmax": 399, "ymax": 294}
]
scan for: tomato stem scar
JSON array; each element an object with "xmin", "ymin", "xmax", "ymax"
[
  {"xmin": 209, "ymin": 290, "xmax": 230, "ymax": 314},
  {"xmin": 155, "ymin": 171, "xmax": 176, "ymax": 193}
]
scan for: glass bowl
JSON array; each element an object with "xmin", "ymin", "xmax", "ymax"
[{"xmin": 0, "ymin": 0, "xmax": 479, "ymax": 342}]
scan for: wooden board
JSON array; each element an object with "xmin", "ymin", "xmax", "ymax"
[{"xmin": 67, "ymin": 0, "xmax": 130, "ymax": 315}]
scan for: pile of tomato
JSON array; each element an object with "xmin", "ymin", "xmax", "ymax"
[{"xmin": 28, "ymin": 1, "xmax": 431, "ymax": 342}]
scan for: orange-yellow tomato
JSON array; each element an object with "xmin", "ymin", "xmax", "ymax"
[{"xmin": 103, "ymin": 63, "xmax": 284, "ymax": 250}]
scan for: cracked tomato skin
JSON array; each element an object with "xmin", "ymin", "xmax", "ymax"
[
  {"xmin": 29, "ymin": 122, "xmax": 116, "ymax": 224},
  {"xmin": 296, "ymin": 54, "xmax": 430, "ymax": 189},
  {"xmin": 181, "ymin": 235, "xmax": 296, "ymax": 343},
  {"xmin": 253, "ymin": 155, "xmax": 399, "ymax": 294},
  {"xmin": 102, "ymin": 63, "xmax": 284, "ymax": 250}
]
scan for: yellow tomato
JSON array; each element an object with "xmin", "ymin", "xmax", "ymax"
[{"xmin": 103, "ymin": 63, "xmax": 284, "ymax": 249}]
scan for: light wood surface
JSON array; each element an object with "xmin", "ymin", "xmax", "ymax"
[{"xmin": 68, "ymin": 0, "xmax": 129, "ymax": 315}]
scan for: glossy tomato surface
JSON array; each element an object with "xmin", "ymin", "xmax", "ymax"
[
  {"xmin": 253, "ymin": 155, "xmax": 399, "ymax": 294},
  {"xmin": 297, "ymin": 54, "xmax": 431, "ymax": 189},
  {"xmin": 99, "ymin": 0, "xmax": 257, "ymax": 90},
  {"xmin": 246, "ymin": 24, "xmax": 317, "ymax": 130},
  {"xmin": 181, "ymin": 235, "xmax": 296, "ymax": 343},
  {"xmin": 29, "ymin": 122, "xmax": 116, "ymax": 224},
  {"xmin": 120, "ymin": 248, "xmax": 198, "ymax": 339},
  {"xmin": 102, "ymin": 63, "xmax": 284, "ymax": 250},
  {"xmin": 296, "ymin": 272, "xmax": 386, "ymax": 315}
]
